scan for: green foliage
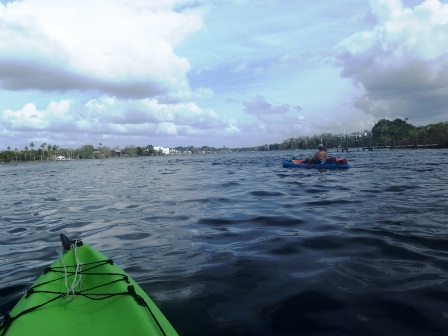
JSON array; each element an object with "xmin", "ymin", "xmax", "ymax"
[
  {"xmin": 369, "ymin": 119, "xmax": 448, "ymax": 147},
  {"xmin": 371, "ymin": 118, "xmax": 415, "ymax": 142},
  {"xmin": 123, "ymin": 145, "xmax": 138, "ymax": 157},
  {"xmin": 141, "ymin": 145, "xmax": 161, "ymax": 155},
  {"xmin": 77, "ymin": 145, "xmax": 95, "ymax": 159},
  {"xmin": 264, "ymin": 118, "xmax": 447, "ymax": 151},
  {"xmin": 0, "ymin": 150, "xmax": 14, "ymax": 162}
]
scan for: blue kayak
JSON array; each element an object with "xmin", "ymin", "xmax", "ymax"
[{"xmin": 282, "ymin": 159, "xmax": 351, "ymax": 169}]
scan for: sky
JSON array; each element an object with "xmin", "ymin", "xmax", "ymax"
[{"xmin": 0, "ymin": 0, "xmax": 447, "ymax": 149}]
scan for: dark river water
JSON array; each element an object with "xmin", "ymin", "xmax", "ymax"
[{"xmin": 1, "ymin": 149, "xmax": 448, "ymax": 335}]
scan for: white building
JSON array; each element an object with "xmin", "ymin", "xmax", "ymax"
[{"xmin": 153, "ymin": 146, "xmax": 170, "ymax": 155}]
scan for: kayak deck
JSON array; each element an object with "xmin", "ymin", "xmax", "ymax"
[{"xmin": 0, "ymin": 235, "xmax": 178, "ymax": 336}]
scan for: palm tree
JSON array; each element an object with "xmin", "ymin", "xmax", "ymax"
[
  {"xmin": 24, "ymin": 146, "xmax": 29, "ymax": 161},
  {"xmin": 30, "ymin": 142, "xmax": 35, "ymax": 161},
  {"xmin": 47, "ymin": 144, "xmax": 52, "ymax": 160},
  {"xmin": 40, "ymin": 143, "xmax": 47, "ymax": 161},
  {"xmin": 52, "ymin": 145, "xmax": 59, "ymax": 158}
]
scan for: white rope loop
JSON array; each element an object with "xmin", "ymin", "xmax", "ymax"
[{"xmin": 60, "ymin": 239, "xmax": 83, "ymax": 301}]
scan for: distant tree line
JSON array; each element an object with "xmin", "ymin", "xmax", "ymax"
[
  {"xmin": 0, "ymin": 142, "xmax": 231, "ymax": 163},
  {"xmin": 1, "ymin": 119, "xmax": 447, "ymax": 163},
  {"xmin": 0, "ymin": 143, "xmax": 165, "ymax": 163},
  {"xmin": 259, "ymin": 119, "xmax": 448, "ymax": 151}
]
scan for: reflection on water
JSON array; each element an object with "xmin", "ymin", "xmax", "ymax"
[{"xmin": 1, "ymin": 149, "xmax": 448, "ymax": 335}]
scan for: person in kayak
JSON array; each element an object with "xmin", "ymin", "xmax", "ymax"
[{"xmin": 305, "ymin": 144, "xmax": 328, "ymax": 163}]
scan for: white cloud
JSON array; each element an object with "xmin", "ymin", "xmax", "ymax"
[
  {"xmin": 225, "ymin": 119, "xmax": 240, "ymax": 134},
  {"xmin": 244, "ymin": 95, "xmax": 290, "ymax": 116},
  {"xmin": 336, "ymin": 0, "xmax": 448, "ymax": 123},
  {"xmin": 0, "ymin": 0, "xmax": 202, "ymax": 98},
  {"xmin": 2, "ymin": 100, "xmax": 73, "ymax": 131},
  {"xmin": 239, "ymin": 95, "xmax": 306, "ymax": 142},
  {"xmin": 0, "ymin": 95, "xmax": 232, "ymax": 146},
  {"xmin": 157, "ymin": 122, "xmax": 178, "ymax": 135}
]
